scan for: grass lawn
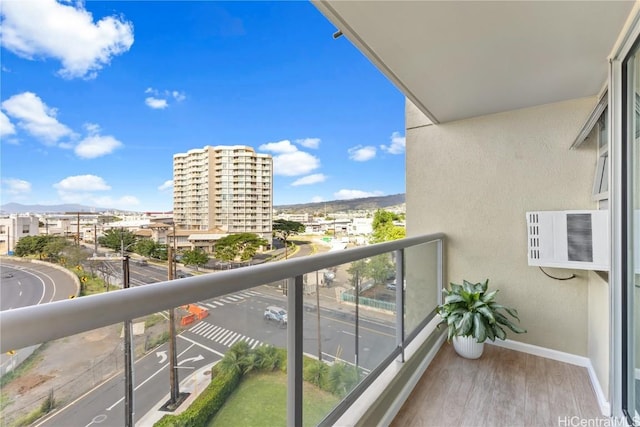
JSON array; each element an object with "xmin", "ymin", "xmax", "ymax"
[{"xmin": 207, "ymin": 371, "xmax": 339, "ymax": 427}]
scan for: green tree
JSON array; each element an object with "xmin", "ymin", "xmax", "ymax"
[
  {"xmin": 371, "ymin": 209, "xmax": 406, "ymax": 243},
  {"xmin": 63, "ymin": 245, "xmax": 88, "ymax": 267},
  {"xmin": 304, "ymin": 359, "xmax": 329, "ymax": 389},
  {"xmin": 98, "ymin": 228, "xmax": 137, "ymax": 252},
  {"xmin": 14, "ymin": 235, "xmax": 69, "ymax": 260},
  {"xmin": 251, "ymin": 345, "xmax": 280, "ymax": 371},
  {"xmin": 218, "ymin": 341, "xmax": 252, "ymax": 376},
  {"xmin": 273, "ymin": 219, "xmax": 305, "ymax": 259},
  {"xmin": 367, "ymin": 254, "xmax": 393, "ymax": 285},
  {"xmin": 181, "ymin": 248, "xmax": 209, "ymax": 270},
  {"xmin": 135, "ymin": 238, "xmax": 158, "ymax": 257},
  {"xmin": 347, "ymin": 259, "xmax": 368, "ymax": 288},
  {"xmin": 328, "ymin": 362, "xmax": 359, "ymax": 397},
  {"xmin": 214, "ymin": 233, "xmax": 268, "ymax": 262}
]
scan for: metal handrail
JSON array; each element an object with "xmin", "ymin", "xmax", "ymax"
[{"xmin": 0, "ymin": 233, "xmax": 444, "ymax": 353}]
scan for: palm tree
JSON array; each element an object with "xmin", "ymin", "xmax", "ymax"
[
  {"xmin": 252, "ymin": 345, "xmax": 279, "ymax": 371},
  {"xmin": 303, "ymin": 359, "xmax": 329, "ymax": 389}
]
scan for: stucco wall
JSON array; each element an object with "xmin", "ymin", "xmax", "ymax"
[{"xmin": 405, "ymin": 97, "xmax": 599, "ymax": 356}]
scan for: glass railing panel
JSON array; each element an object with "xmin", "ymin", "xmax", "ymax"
[
  {"xmin": 404, "ymin": 240, "xmax": 440, "ymax": 338},
  {"xmin": 0, "ymin": 281, "xmax": 290, "ymax": 427},
  {"xmin": 195, "ymin": 282, "xmax": 287, "ymax": 427},
  {"xmin": 302, "ymin": 254, "xmax": 398, "ymax": 426},
  {"xmin": 1, "ymin": 234, "xmax": 445, "ymax": 427}
]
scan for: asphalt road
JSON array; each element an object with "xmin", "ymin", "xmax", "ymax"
[
  {"xmin": 38, "ymin": 286, "xmax": 395, "ymax": 427},
  {"xmin": 0, "ymin": 258, "xmax": 79, "ymax": 375},
  {"xmin": 0, "ymin": 259, "xmax": 77, "ymax": 310}
]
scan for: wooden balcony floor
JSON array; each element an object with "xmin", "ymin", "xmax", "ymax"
[{"xmin": 392, "ymin": 343, "xmax": 605, "ymax": 427}]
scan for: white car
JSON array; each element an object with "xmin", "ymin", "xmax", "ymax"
[{"xmin": 264, "ymin": 306, "xmax": 287, "ymax": 328}]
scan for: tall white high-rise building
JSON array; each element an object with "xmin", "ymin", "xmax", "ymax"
[{"xmin": 173, "ymin": 145, "xmax": 273, "ymax": 240}]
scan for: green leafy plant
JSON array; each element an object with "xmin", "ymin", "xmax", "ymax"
[{"xmin": 436, "ymin": 279, "xmax": 526, "ymax": 343}]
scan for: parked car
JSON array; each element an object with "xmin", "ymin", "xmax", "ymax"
[
  {"xmin": 176, "ymin": 271, "xmax": 191, "ymax": 279},
  {"xmin": 386, "ymin": 282, "xmax": 397, "ymax": 291},
  {"xmin": 264, "ymin": 306, "xmax": 287, "ymax": 328},
  {"xmin": 135, "ymin": 259, "xmax": 148, "ymax": 266}
]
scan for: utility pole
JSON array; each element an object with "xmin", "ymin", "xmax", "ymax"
[
  {"xmin": 94, "ymin": 224, "xmax": 98, "ymax": 255},
  {"xmin": 167, "ymin": 245, "xmax": 180, "ymax": 404},
  {"xmin": 87, "ymin": 251, "xmax": 134, "ymax": 425},
  {"xmin": 122, "ymin": 254, "xmax": 134, "ymax": 427}
]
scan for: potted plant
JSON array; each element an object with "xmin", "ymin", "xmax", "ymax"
[{"xmin": 436, "ymin": 279, "xmax": 526, "ymax": 359}]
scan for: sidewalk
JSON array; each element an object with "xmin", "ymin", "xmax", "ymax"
[{"xmin": 137, "ymin": 362, "xmax": 217, "ymax": 426}]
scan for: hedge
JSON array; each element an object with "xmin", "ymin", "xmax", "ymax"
[{"xmin": 154, "ymin": 367, "xmax": 241, "ymax": 427}]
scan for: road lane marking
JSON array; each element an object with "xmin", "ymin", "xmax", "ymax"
[
  {"xmin": 178, "ymin": 335, "xmax": 224, "ymax": 356},
  {"xmin": 213, "ymin": 301, "xmax": 224, "ymax": 306},
  {"xmin": 106, "ymin": 344, "xmax": 195, "ymax": 410}
]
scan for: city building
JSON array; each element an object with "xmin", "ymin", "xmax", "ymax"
[
  {"xmin": 173, "ymin": 145, "xmax": 273, "ymax": 241},
  {"xmin": 0, "ymin": 214, "xmax": 39, "ymax": 255}
]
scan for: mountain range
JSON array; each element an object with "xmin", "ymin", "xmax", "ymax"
[{"xmin": 0, "ymin": 193, "xmax": 406, "ymax": 215}]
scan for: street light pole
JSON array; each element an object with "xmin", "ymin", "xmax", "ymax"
[{"xmin": 122, "ymin": 254, "xmax": 134, "ymax": 427}]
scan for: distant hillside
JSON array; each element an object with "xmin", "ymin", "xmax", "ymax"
[
  {"xmin": 2, "ymin": 194, "xmax": 405, "ymax": 215},
  {"xmin": 275, "ymin": 193, "xmax": 405, "ymax": 214},
  {"xmin": 0, "ymin": 203, "xmax": 109, "ymax": 214}
]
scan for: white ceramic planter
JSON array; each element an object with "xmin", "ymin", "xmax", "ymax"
[{"xmin": 452, "ymin": 335, "xmax": 485, "ymax": 359}]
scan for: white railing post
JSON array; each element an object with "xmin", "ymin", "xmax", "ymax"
[
  {"xmin": 287, "ymin": 275, "xmax": 303, "ymax": 427},
  {"xmin": 437, "ymin": 239, "xmax": 444, "ymax": 305},
  {"xmin": 395, "ymin": 249, "xmax": 405, "ymax": 362}
]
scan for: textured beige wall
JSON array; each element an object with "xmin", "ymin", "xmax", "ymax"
[{"xmin": 405, "ymin": 97, "xmax": 600, "ymax": 356}]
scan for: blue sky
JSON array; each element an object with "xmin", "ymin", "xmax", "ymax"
[{"xmin": 0, "ymin": 1, "xmax": 405, "ymax": 212}]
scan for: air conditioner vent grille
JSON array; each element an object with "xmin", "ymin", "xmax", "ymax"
[
  {"xmin": 567, "ymin": 213, "xmax": 593, "ymax": 262},
  {"xmin": 528, "ymin": 213, "xmax": 540, "ymax": 259}
]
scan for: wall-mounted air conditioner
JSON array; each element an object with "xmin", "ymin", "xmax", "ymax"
[{"xmin": 526, "ymin": 210, "xmax": 609, "ymax": 271}]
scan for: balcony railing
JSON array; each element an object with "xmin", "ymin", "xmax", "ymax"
[{"xmin": 1, "ymin": 233, "xmax": 444, "ymax": 426}]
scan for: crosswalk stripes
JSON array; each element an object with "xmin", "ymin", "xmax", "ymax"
[
  {"xmin": 189, "ymin": 321, "xmax": 263, "ymax": 349},
  {"xmin": 201, "ymin": 290, "xmax": 262, "ymax": 309}
]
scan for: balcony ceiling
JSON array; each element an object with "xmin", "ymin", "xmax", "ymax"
[{"xmin": 313, "ymin": 1, "xmax": 634, "ymax": 124}]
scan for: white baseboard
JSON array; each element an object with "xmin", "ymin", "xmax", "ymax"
[{"xmin": 489, "ymin": 339, "xmax": 610, "ymax": 416}]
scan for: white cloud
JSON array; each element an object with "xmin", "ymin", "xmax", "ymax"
[
  {"xmin": 380, "ymin": 131, "xmax": 405, "ymax": 155},
  {"xmin": 2, "ymin": 178, "xmax": 31, "ymax": 195},
  {"xmin": 158, "ymin": 180, "xmax": 173, "ymax": 191},
  {"xmin": 295, "ymin": 138, "xmax": 321, "ymax": 149},
  {"xmin": 172, "ymin": 91, "xmax": 186, "ymax": 102},
  {"xmin": 291, "ymin": 174, "xmax": 326, "ymax": 186},
  {"xmin": 54, "ymin": 175, "xmax": 111, "ymax": 192},
  {"xmin": 260, "ymin": 139, "xmax": 320, "ymax": 176},
  {"xmin": 0, "ymin": 0, "xmax": 134, "ymax": 79},
  {"xmin": 348, "ymin": 145, "xmax": 377, "ymax": 162},
  {"xmin": 311, "ymin": 196, "xmax": 324, "ymax": 203},
  {"xmin": 75, "ymin": 135, "xmax": 123, "ymax": 159},
  {"xmin": 52, "ymin": 175, "xmax": 138, "ymax": 208},
  {"xmin": 0, "ymin": 111, "xmax": 16, "ymax": 137},
  {"xmin": 144, "ymin": 88, "xmax": 185, "ymax": 109},
  {"xmin": 1, "ymin": 92, "xmax": 73, "ymax": 144},
  {"xmin": 334, "ymin": 189, "xmax": 384, "ymax": 200},
  {"xmin": 259, "ymin": 139, "xmax": 298, "ymax": 154},
  {"xmin": 145, "ymin": 97, "xmax": 168, "ymax": 109}
]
